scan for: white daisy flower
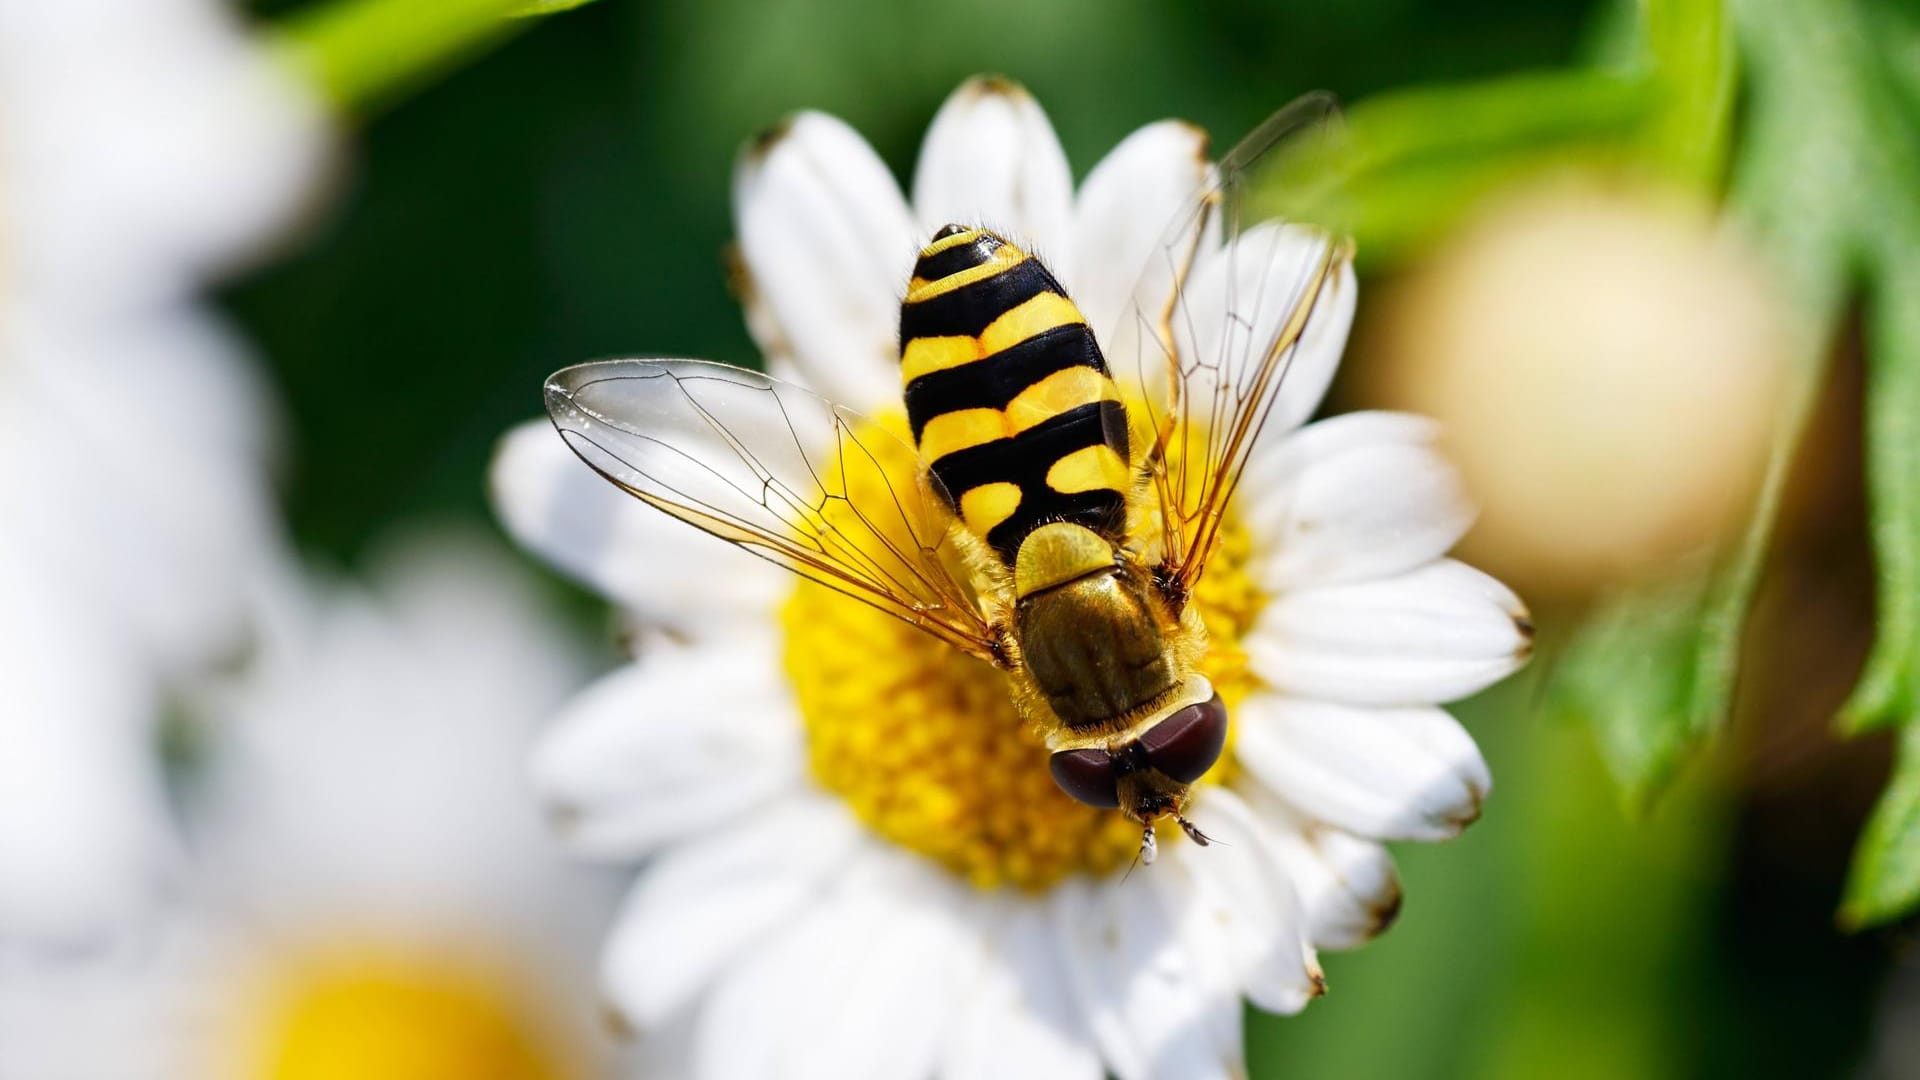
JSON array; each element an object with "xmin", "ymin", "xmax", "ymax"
[
  {"xmin": 492, "ymin": 76, "xmax": 1532, "ymax": 1079},
  {"xmin": 0, "ymin": 0, "xmax": 330, "ymax": 944},
  {"xmin": 0, "ymin": 532, "xmax": 621, "ymax": 1079}
]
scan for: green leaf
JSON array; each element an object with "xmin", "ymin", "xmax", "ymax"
[
  {"xmin": 1263, "ymin": 71, "xmax": 1650, "ymax": 263},
  {"xmin": 1731, "ymin": 0, "xmax": 1920, "ymax": 739},
  {"xmin": 510, "ymin": 0, "xmax": 602, "ymax": 14},
  {"xmin": 1639, "ymin": 0, "xmax": 1737, "ymax": 187},
  {"xmin": 1545, "ymin": 568, "xmax": 1720, "ymax": 813},
  {"xmin": 1830, "ymin": 3, "xmax": 1920, "ymax": 735},
  {"xmin": 1873, "ymin": 2, "xmax": 1920, "ymax": 117},
  {"xmin": 1736, "ymin": 0, "xmax": 1920, "ymax": 925},
  {"xmin": 1841, "ymin": 723, "xmax": 1920, "ymax": 928},
  {"xmin": 1255, "ymin": 1, "xmax": 1729, "ymax": 262},
  {"xmin": 1743, "ymin": 0, "xmax": 1920, "ymax": 737},
  {"xmin": 274, "ymin": 0, "xmax": 593, "ymax": 116},
  {"xmin": 1845, "ymin": 251, "xmax": 1920, "ymax": 733}
]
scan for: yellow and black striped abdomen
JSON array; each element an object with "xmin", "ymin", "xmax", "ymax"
[{"xmin": 899, "ymin": 226, "xmax": 1131, "ymax": 562}]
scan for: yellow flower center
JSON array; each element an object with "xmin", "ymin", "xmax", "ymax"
[
  {"xmin": 783, "ymin": 422, "xmax": 1264, "ymax": 892},
  {"xmin": 230, "ymin": 945, "xmax": 577, "ymax": 1080}
]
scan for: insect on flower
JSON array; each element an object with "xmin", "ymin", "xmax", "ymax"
[{"xmin": 543, "ymin": 95, "xmax": 1351, "ymax": 866}]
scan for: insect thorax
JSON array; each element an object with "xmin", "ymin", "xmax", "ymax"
[{"xmin": 1015, "ymin": 565, "xmax": 1177, "ymax": 731}]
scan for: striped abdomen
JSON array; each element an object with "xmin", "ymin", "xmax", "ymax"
[{"xmin": 898, "ymin": 226, "xmax": 1131, "ymax": 563}]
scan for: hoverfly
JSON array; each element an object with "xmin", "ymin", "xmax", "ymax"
[{"xmin": 543, "ymin": 95, "xmax": 1352, "ymax": 865}]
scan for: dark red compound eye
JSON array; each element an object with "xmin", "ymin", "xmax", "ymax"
[
  {"xmin": 1049, "ymin": 748, "xmax": 1121, "ymax": 808},
  {"xmin": 1139, "ymin": 693, "xmax": 1228, "ymax": 784}
]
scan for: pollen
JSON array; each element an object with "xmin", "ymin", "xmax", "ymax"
[{"xmin": 782, "ymin": 424, "xmax": 1266, "ymax": 893}]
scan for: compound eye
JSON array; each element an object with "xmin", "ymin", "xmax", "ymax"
[
  {"xmin": 1139, "ymin": 693, "xmax": 1228, "ymax": 784},
  {"xmin": 1049, "ymin": 748, "xmax": 1121, "ymax": 808}
]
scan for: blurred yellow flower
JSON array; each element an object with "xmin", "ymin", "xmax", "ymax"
[{"xmin": 234, "ymin": 947, "xmax": 570, "ymax": 1080}]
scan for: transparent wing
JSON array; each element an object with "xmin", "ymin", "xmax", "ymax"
[
  {"xmin": 1106, "ymin": 93, "xmax": 1356, "ymax": 603},
  {"xmin": 544, "ymin": 358, "xmax": 1001, "ymax": 662}
]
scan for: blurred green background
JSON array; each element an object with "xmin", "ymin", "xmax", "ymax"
[{"xmin": 226, "ymin": 0, "xmax": 1910, "ymax": 1075}]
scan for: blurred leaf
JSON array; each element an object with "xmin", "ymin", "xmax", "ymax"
[
  {"xmin": 1638, "ymin": 0, "xmax": 1735, "ymax": 186},
  {"xmin": 276, "ymin": 0, "xmax": 582, "ymax": 114},
  {"xmin": 1737, "ymin": 0, "xmax": 1920, "ymax": 924},
  {"xmin": 1842, "ymin": 724, "xmax": 1920, "ymax": 928},
  {"xmin": 1266, "ymin": 71, "xmax": 1649, "ymax": 262},
  {"xmin": 1832, "ymin": 33, "xmax": 1920, "ymax": 737},
  {"xmin": 1545, "ymin": 567, "xmax": 1719, "ymax": 813},
  {"xmin": 1264, "ymin": 0, "xmax": 1730, "ymax": 260},
  {"xmin": 511, "ymin": 0, "xmax": 600, "ymax": 13},
  {"xmin": 1577, "ymin": 0, "xmax": 1643, "ymax": 68},
  {"xmin": 1729, "ymin": 0, "xmax": 1920, "ymax": 747},
  {"xmin": 1872, "ymin": 2, "xmax": 1920, "ymax": 114},
  {"xmin": 1847, "ymin": 252, "xmax": 1920, "ymax": 733}
]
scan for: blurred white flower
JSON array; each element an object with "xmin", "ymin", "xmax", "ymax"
[
  {"xmin": 192, "ymin": 533, "xmax": 603, "ymax": 948},
  {"xmin": 0, "ymin": 913, "xmax": 230, "ymax": 1080},
  {"xmin": 0, "ymin": 0, "xmax": 331, "ymax": 944},
  {"xmin": 0, "ymin": 532, "xmax": 620, "ymax": 1080},
  {"xmin": 493, "ymin": 77, "xmax": 1532, "ymax": 1079}
]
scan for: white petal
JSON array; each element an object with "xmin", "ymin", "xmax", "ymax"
[
  {"xmin": 190, "ymin": 540, "xmax": 600, "ymax": 931},
  {"xmin": 912, "ymin": 78, "xmax": 1075, "ymax": 282},
  {"xmin": 489, "ymin": 419, "xmax": 788, "ymax": 627},
  {"xmin": 530, "ymin": 637, "xmax": 802, "ymax": 860},
  {"xmin": 1052, "ymin": 876, "xmax": 1241, "ymax": 1080},
  {"xmin": 1235, "ymin": 695, "xmax": 1490, "ymax": 842},
  {"xmin": 601, "ymin": 793, "xmax": 863, "ymax": 1030},
  {"xmin": 1071, "ymin": 120, "xmax": 1211, "ymax": 346},
  {"xmin": 691, "ymin": 884, "xmax": 842, "ymax": 1080},
  {"xmin": 6, "ymin": 308, "xmax": 280, "ymax": 677},
  {"xmin": 734, "ymin": 112, "xmax": 919, "ymax": 413},
  {"xmin": 1241, "ymin": 791, "xmax": 1402, "ymax": 951},
  {"xmin": 1172, "ymin": 224, "xmax": 1356, "ymax": 447},
  {"xmin": 0, "ymin": 537, "xmax": 175, "ymax": 945},
  {"xmin": 1176, "ymin": 788, "xmax": 1323, "ymax": 1013},
  {"xmin": 1241, "ymin": 412, "xmax": 1475, "ymax": 589},
  {"xmin": 943, "ymin": 899, "xmax": 1102, "ymax": 1080},
  {"xmin": 0, "ymin": 911, "xmax": 228, "ymax": 1077},
  {"xmin": 1247, "ymin": 558, "xmax": 1533, "ymax": 706},
  {"xmin": 786, "ymin": 864, "xmax": 975, "ymax": 1080},
  {"xmin": 0, "ymin": 0, "xmax": 332, "ymax": 305},
  {"xmin": 1145, "ymin": 863, "xmax": 1243, "ymax": 1068},
  {"xmin": 693, "ymin": 851, "xmax": 974, "ymax": 1080}
]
